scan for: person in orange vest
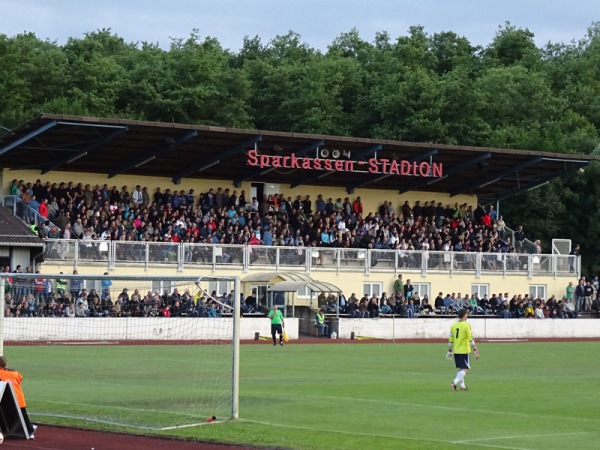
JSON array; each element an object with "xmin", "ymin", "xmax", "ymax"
[{"xmin": 0, "ymin": 356, "xmax": 36, "ymax": 438}]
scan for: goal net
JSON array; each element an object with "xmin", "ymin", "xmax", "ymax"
[{"xmin": 0, "ymin": 273, "xmax": 240, "ymax": 432}]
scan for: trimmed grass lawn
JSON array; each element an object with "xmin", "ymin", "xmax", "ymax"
[{"xmin": 8, "ymin": 341, "xmax": 600, "ymax": 449}]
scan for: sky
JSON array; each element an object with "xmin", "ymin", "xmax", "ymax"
[{"xmin": 2, "ymin": 0, "xmax": 599, "ymax": 51}]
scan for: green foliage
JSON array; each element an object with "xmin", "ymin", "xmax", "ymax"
[{"xmin": 2, "ymin": 24, "xmax": 600, "ymax": 267}]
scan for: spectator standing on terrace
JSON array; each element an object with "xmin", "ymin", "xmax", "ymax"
[
  {"xmin": 132, "ymin": 185, "xmax": 143, "ymax": 206},
  {"xmin": 447, "ymin": 308, "xmax": 479, "ymax": 391},
  {"xmin": 315, "ymin": 194, "xmax": 326, "ymax": 214},
  {"xmin": 394, "ymin": 274, "xmax": 404, "ymax": 302},
  {"xmin": 268, "ymin": 304, "xmax": 285, "ymax": 347},
  {"xmin": 39, "ymin": 198, "xmax": 48, "ymax": 218},
  {"xmin": 566, "ymin": 282, "xmax": 574, "ymax": 306},
  {"xmin": 575, "ymin": 279, "xmax": 585, "ymax": 314},
  {"xmin": 154, "ymin": 187, "xmax": 163, "ymax": 206},
  {"xmin": 55, "ymin": 272, "xmax": 67, "ymax": 297},
  {"xmin": 514, "ymin": 225, "xmax": 525, "ymax": 252},
  {"xmin": 29, "ymin": 195, "xmax": 40, "ymax": 219},
  {"xmin": 404, "ymin": 279, "xmax": 414, "ymax": 301},
  {"xmin": 70, "ymin": 270, "xmax": 82, "ymax": 300},
  {"xmin": 0, "ymin": 356, "xmax": 36, "ymax": 438},
  {"xmin": 142, "ymin": 186, "xmax": 150, "ymax": 207},
  {"xmin": 352, "ymin": 197, "xmax": 363, "ymax": 217},
  {"xmin": 569, "ymin": 244, "xmax": 580, "ymax": 273},
  {"xmin": 101, "ymin": 272, "xmax": 112, "ymax": 300},
  {"xmin": 584, "ymin": 281, "xmax": 594, "ymax": 313}
]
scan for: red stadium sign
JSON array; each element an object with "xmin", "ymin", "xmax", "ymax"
[{"xmin": 246, "ymin": 149, "xmax": 443, "ymax": 177}]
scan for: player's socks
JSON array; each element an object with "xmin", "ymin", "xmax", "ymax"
[{"xmin": 454, "ymin": 370, "xmax": 465, "ymax": 385}]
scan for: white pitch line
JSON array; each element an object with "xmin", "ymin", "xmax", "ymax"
[
  {"xmin": 241, "ymin": 419, "xmax": 546, "ymax": 450},
  {"xmin": 453, "ymin": 431, "xmax": 593, "ymax": 444},
  {"xmin": 240, "ymin": 418, "xmax": 463, "ymax": 448},
  {"xmin": 252, "ymin": 391, "xmax": 600, "ymax": 425}
]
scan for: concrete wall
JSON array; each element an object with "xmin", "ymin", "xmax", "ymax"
[
  {"xmin": 4, "ymin": 317, "xmax": 599, "ymax": 342},
  {"xmin": 338, "ymin": 317, "xmax": 600, "ymax": 340},
  {"xmin": 4, "ymin": 317, "xmax": 298, "ymax": 342}
]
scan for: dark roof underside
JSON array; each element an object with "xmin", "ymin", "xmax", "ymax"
[{"xmin": 0, "ymin": 114, "xmax": 594, "ymax": 203}]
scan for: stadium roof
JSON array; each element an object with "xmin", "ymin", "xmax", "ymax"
[
  {"xmin": 0, "ymin": 114, "xmax": 595, "ymax": 203},
  {"xmin": 267, "ymin": 280, "xmax": 342, "ymax": 294},
  {"xmin": 0, "ymin": 207, "xmax": 44, "ymax": 247}
]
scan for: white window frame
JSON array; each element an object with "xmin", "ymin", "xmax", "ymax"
[
  {"xmin": 471, "ymin": 284, "xmax": 489, "ymax": 298},
  {"xmin": 412, "ymin": 282, "xmax": 430, "ymax": 298},
  {"xmin": 297, "ymin": 285, "xmax": 311, "ymax": 299},
  {"xmin": 529, "ymin": 285, "xmax": 546, "ymax": 300},
  {"xmin": 208, "ymin": 281, "xmax": 232, "ymax": 298},
  {"xmin": 152, "ymin": 280, "xmax": 175, "ymax": 295},
  {"xmin": 363, "ymin": 282, "xmax": 383, "ymax": 297}
]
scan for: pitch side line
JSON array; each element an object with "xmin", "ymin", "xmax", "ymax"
[
  {"xmin": 240, "ymin": 418, "xmax": 455, "ymax": 447},
  {"xmin": 250, "ymin": 391, "xmax": 600, "ymax": 424},
  {"xmin": 453, "ymin": 431, "xmax": 594, "ymax": 445}
]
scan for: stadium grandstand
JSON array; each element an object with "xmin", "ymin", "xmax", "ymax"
[{"xmin": 0, "ymin": 114, "xmax": 597, "ymax": 338}]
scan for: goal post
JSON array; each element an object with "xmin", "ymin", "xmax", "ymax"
[{"xmin": 0, "ymin": 273, "xmax": 240, "ymax": 430}]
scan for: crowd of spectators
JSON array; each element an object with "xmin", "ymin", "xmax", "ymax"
[
  {"xmin": 322, "ymin": 290, "xmax": 597, "ymax": 320},
  {"xmin": 10, "ymin": 178, "xmax": 527, "ymax": 259},
  {"xmin": 1, "ymin": 267, "xmax": 251, "ymax": 318},
  {"xmin": 315, "ymin": 274, "xmax": 600, "ymax": 320},
  {"xmin": 3, "ymin": 263, "xmax": 597, "ymax": 319}
]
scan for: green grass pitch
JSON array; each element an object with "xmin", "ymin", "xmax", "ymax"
[{"xmin": 8, "ymin": 341, "xmax": 600, "ymax": 449}]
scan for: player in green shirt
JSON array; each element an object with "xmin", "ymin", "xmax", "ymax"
[
  {"xmin": 268, "ymin": 304, "xmax": 285, "ymax": 347},
  {"xmin": 447, "ymin": 308, "xmax": 479, "ymax": 391}
]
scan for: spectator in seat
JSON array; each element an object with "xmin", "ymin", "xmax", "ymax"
[
  {"xmin": 314, "ymin": 308, "xmax": 329, "ymax": 337},
  {"xmin": 533, "ymin": 300, "xmax": 545, "ymax": 319},
  {"xmin": 421, "ymin": 296, "xmax": 434, "ymax": 314},
  {"xmin": 380, "ymin": 293, "xmax": 392, "ymax": 314},
  {"xmin": 368, "ymin": 294, "xmax": 380, "ymax": 318},
  {"xmin": 563, "ymin": 296, "xmax": 577, "ymax": 318},
  {"xmin": 405, "ymin": 299, "xmax": 417, "ymax": 318},
  {"xmin": 434, "ymin": 292, "xmax": 444, "ymax": 312}
]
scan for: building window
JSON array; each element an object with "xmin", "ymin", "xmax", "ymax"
[
  {"xmin": 297, "ymin": 286, "xmax": 311, "ymax": 298},
  {"xmin": 529, "ymin": 285, "xmax": 546, "ymax": 300},
  {"xmin": 363, "ymin": 282, "xmax": 383, "ymax": 297},
  {"xmin": 471, "ymin": 284, "xmax": 489, "ymax": 298},
  {"xmin": 412, "ymin": 283, "xmax": 430, "ymax": 299}
]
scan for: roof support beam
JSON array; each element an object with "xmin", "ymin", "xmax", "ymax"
[
  {"xmin": 172, "ymin": 134, "xmax": 262, "ymax": 185},
  {"xmin": 41, "ymin": 126, "xmax": 128, "ymax": 175},
  {"xmin": 0, "ymin": 120, "xmax": 57, "ymax": 157},
  {"xmin": 398, "ymin": 152, "xmax": 492, "ymax": 194},
  {"xmin": 110, "ymin": 130, "xmax": 198, "ymax": 179},
  {"xmin": 450, "ymin": 156, "xmax": 543, "ymax": 197},
  {"xmin": 346, "ymin": 148, "xmax": 438, "ymax": 193},
  {"xmin": 289, "ymin": 144, "xmax": 382, "ymax": 189},
  {"xmin": 233, "ymin": 139, "xmax": 324, "ymax": 186},
  {"xmin": 487, "ymin": 163, "xmax": 589, "ymax": 202}
]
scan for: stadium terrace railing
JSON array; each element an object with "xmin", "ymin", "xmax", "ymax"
[
  {"xmin": 42, "ymin": 239, "xmax": 580, "ymax": 278},
  {"xmin": 1, "ymin": 195, "xmax": 61, "ymax": 232}
]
